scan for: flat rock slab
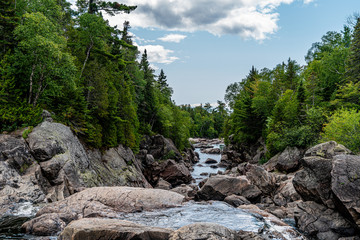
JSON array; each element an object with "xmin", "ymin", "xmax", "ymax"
[
  {"xmin": 169, "ymin": 222, "xmax": 239, "ymax": 240},
  {"xmin": 22, "ymin": 187, "xmax": 185, "ymax": 236},
  {"xmin": 59, "ymin": 218, "xmax": 172, "ymax": 240}
]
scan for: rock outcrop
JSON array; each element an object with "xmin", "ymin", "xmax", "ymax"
[
  {"xmin": 22, "ymin": 187, "xmax": 185, "ymax": 236},
  {"xmin": 59, "ymin": 218, "xmax": 172, "ymax": 240},
  {"xmin": 169, "ymin": 223, "xmax": 240, "ymax": 240},
  {"xmin": 196, "ymin": 175, "xmax": 262, "ymax": 201},
  {"xmin": 140, "ymin": 135, "xmax": 182, "ymax": 161}
]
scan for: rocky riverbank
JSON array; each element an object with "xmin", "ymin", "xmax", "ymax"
[{"xmin": 1, "ymin": 116, "xmax": 360, "ymax": 239}]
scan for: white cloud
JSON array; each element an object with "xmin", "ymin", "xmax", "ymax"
[
  {"xmin": 107, "ymin": 0, "xmax": 313, "ymax": 40},
  {"xmin": 137, "ymin": 45, "xmax": 179, "ymax": 65},
  {"xmin": 158, "ymin": 34, "xmax": 187, "ymax": 43}
]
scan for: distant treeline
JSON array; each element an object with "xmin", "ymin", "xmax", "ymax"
[{"xmin": 223, "ymin": 16, "xmax": 360, "ymax": 157}]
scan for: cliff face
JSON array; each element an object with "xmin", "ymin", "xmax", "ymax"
[{"xmin": 0, "ymin": 120, "xmax": 151, "ymax": 212}]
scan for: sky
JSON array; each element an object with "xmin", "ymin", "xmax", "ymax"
[{"xmin": 101, "ymin": 0, "xmax": 360, "ymax": 106}]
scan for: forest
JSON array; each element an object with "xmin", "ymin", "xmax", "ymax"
[{"xmin": 1, "ymin": 0, "xmax": 360, "ymax": 159}]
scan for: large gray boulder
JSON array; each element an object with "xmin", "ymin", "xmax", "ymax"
[
  {"xmin": 169, "ymin": 223, "xmax": 239, "ymax": 240},
  {"xmin": 273, "ymin": 176, "xmax": 301, "ymax": 207},
  {"xmin": 26, "ymin": 121, "xmax": 150, "ymax": 202},
  {"xmin": 196, "ymin": 175, "xmax": 261, "ymax": 201},
  {"xmin": 144, "ymin": 159, "xmax": 193, "ymax": 187},
  {"xmin": 245, "ymin": 164, "xmax": 277, "ymax": 195},
  {"xmin": 293, "ymin": 141, "xmax": 353, "ymax": 209},
  {"xmin": 264, "ymin": 146, "xmax": 302, "ymax": 173},
  {"xmin": 22, "ymin": 186, "xmax": 185, "ymax": 236},
  {"xmin": 331, "ymin": 155, "xmax": 360, "ymax": 227},
  {"xmin": 294, "ymin": 201, "xmax": 357, "ymax": 240},
  {"xmin": 140, "ymin": 135, "xmax": 182, "ymax": 161},
  {"xmin": 59, "ymin": 218, "xmax": 172, "ymax": 240}
]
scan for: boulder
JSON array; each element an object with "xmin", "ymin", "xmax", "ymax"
[
  {"xmin": 140, "ymin": 135, "xmax": 182, "ymax": 161},
  {"xmin": 182, "ymin": 147, "xmax": 199, "ymax": 164},
  {"xmin": 331, "ymin": 155, "xmax": 360, "ymax": 227},
  {"xmin": 205, "ymin": 158, "xmax": 218, "ymax": 164},
  {"xmin": 0, "ymin": 161, "xmax": 46, "ymax": 214},
  {"xmin": 59, "ymin": 218, "xmax": 172, "ymax": 240},
  {"xmin": 293, "ymin": 141, "xmax": 353, "ymax": 209},
  {"xmin": 245, "ymin": 164, "xmax": 277, "ymax": 195},
  {"xmin": 196, "ymin": 175, "xmax": 261, "ymax": 201},
  {"xmin": 294, "ymin": 201, "xmax": 357, "ymax": 240},
  {"xmin": 224, "ymin": 194, "xmax": 251, "ymax": 207},
  {"xmin": 264, "ymin": 146, "xmax": 302, "ymax": 173},
  {"xmin": 169, "ymin": 222, "xmax": 239, "ymax": 240},
  {"xmin": 22, "ymin": 187, "xmax": 185, "ymax": 236},
  {"xmin": 201, "ymin": 148, "xmax": 221, "ymax": 154},
  {"xmin": 170, "ymin": 184, "xmax": 197, "ymax": 200},
  {"xmin": 0, "ymin": 134, "xmax": 34, "ymax": 170},
  {"xmin": 144, "ymin": 159, "xmax": 193, "ymax": 187},
  {"xmin": 155, "ymin": 178, "xmax": 172, "ymax": 190},
  {"xmin": 273, "ymin": 176, "xmax": 302, "ymax": 207}
]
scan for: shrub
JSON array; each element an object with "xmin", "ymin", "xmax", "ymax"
[{"xmin": 321, "ymin": 108, "xmax": 360, "ymax": 153}]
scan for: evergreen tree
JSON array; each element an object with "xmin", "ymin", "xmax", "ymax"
[
  {"xmin": 346, "ymin": 17, "xmax": 360, "ymax": 83},
  {"xmin": 0, "ymin": 0, "xmax": 17, "ymax": 56}
]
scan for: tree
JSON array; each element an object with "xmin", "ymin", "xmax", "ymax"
[
  {"xmin": 14, "ymin": 12, "xmax": 76, "ymax": 106},
  {"xmin": 157, "ymin": 69, "xmax": 173, "ymax": 101},
  {"xmin": 76, "ymin": 0, "xmax": 136, "ymax": 15},
  {"xmin": 0, "ymin": 0, "xmax": 18, "ymax": 56},
  {"xmin": 346, "ymin": 17, "xmax": 360, "ymax": 83}
]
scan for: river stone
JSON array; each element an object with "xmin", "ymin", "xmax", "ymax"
[
  {"xmin": 224, "ymin": 194, "xmax": 251, "ymax": 207},
  {"xmin": 205, "ymin": 158, "xmax": 218, "ymax": 164},
  {"xmin": 201, "ymin": 148, "xmax": 221, "ymax": 154},
  {"xmin": 264, "ymin": 147, "xmax": 302, "ymax": 173},
  {"xmin": 22, "ymin": 187, "xmax": 185, "ymax": 236},
  {"xmin": 144, "ymin": 159, "xmax": 193, "ymax": 187},
  {"xmin": 140, "ymin": 135, "xmax": 182, "ymax": 161},
  {"xmin": 59, "ymin": 218, "xmax": 172, "ymax": 240},
  {"xmin": 169, "ymin": 222, "xmax": 239, "ymax": 240},
  {"xmin": 245, "ymin": 164, "xmax": 277, "ymax": 195},
  {"xmin": 196, "ymin": 175, "xmax": 261, "ymax": 201},
  {"xmin": 293, "ymin": 142, "xmax": 354, "ymax": 209},
  {"xmin": 273, "ymin": 176, "xmax": 301, "ymax": 207},
  {"xmin": 331, "ymin": 155, "xmax": 360, "ymax": 227},
  {"xmin": 294, "ymin": 201, "xmax": 357, "ymax": 240}
]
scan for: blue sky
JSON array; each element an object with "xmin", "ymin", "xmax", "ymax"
[{"xmin": 104, "ymin": 0, "xmax": 360, "ymax": 106}]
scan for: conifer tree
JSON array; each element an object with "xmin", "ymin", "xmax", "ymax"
[
  {"xmin": 0, "ymin": 0, "xmax": 17, "ymax": 56},
  {"xmin": 346, "ymin": 17, "xmax": 360, "ymax": 83}
]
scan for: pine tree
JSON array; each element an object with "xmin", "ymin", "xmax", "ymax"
[
  {"xmin": 0, "ymin": 0, "xmax": 18, "ymax": 56},
  {"xmin": 346, "ymin": 17, "xmax": 360, "ymax": 83}
]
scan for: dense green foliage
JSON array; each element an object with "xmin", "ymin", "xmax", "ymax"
[
  {"xmin": 0, "ymin": 0, "xmax": 193, "ymax": 151},
  {"xmin": 225, "ymin": 17, "xmax": 360, "ymax": 156}
]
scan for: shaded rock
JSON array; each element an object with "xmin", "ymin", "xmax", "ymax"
[
  {"xmin": 331, "ymin": 155, "xmax": 360, "ymax": 227},
  {"xmin": 210, "ymin": 165, "xmax": 218, "ymax": 169},
  {"xmin": 245, "ymin": 164, "xmax": 277, "ymax": 195},
  {"xmin": 201, "ymin": 148, "xmax": 221, "ymax": 154},
  {"xmin": 196, "ymin": 175, "xmax": 261, "ymax": 201},
  {"xmin": 59, "ymin": 218, "xmax": 172, "ymax": 240},
  {"xmin": 224, "ymin": 194, "xmax": 251, "ymax": 207},
  {"xmin": 264, "ymin": 147, "xmax": 302, "ymax": 173},
  {"xmin": 155, "ymin": 178, "xmax": 172, "ymax": 190},
  {"xmin": 200, "ymin": 172, "xmax": 208, "ymax": 176},
  {"xmin": 205, "ymin": 158, "xmax": 218, "ymax": 164},
  {"xmin": 237, "ymin": 230, "xmax": 265, "ymax": 240},
  {"xmin": 294, "ymin": 201, "xmax": 357, "ymax": 240},
  {"xmin": 22, "ymin": 213, "xmax": 72, "ymax": 236},
  {"xmin": 293, "ymin": 141, "xmax": 353, "ymax": 209},
  {"xmin": 23, "ymin": 187, "xmax": 185, "ymax": 236},
  {"xmin": 170, "ymin": 184, "xmax": 197, "ymax": 200},
  {"xmin": 140, "ymin": 135, "xmax": 182, "ymax": 161},
  {"xmin": 273, "ymin": 176, "xmax": 302, "ymax": 207},
  {"xmin": 182, "ymin": 147, "xmax": 199, "ymax": 164},
  {"xmin": 169, "ymin": 222, "xmax": 239, "ymax": 240},
  {"xmin": 144, "ymin": 159, "xmax": 193, "ymax": 187},
  {"xmin": 0, "ymin": 161, "xmax": 46, "ymax": 213}
]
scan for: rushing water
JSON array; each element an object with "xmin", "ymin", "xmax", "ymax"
[{"xmin": 191, "ymin": 144, "xmax": 226, "ymax": 183}]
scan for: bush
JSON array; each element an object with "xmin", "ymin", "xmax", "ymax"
[{"xmin": 321, "ymin": 108, "xmax": 360, "ymax": 153}]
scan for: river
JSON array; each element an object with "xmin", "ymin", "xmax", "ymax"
[{"xmin": 0, "ymin": 142, "xmax": 301, "ymax": 239}]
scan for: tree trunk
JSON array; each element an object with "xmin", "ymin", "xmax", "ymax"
[
  {"xmin": 28, "ymin": 64, "xmax": 36, "ymax": 104},
  {"xmin": 79, "ymin": 40, "xmax": 93, "ymax": 80}
]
